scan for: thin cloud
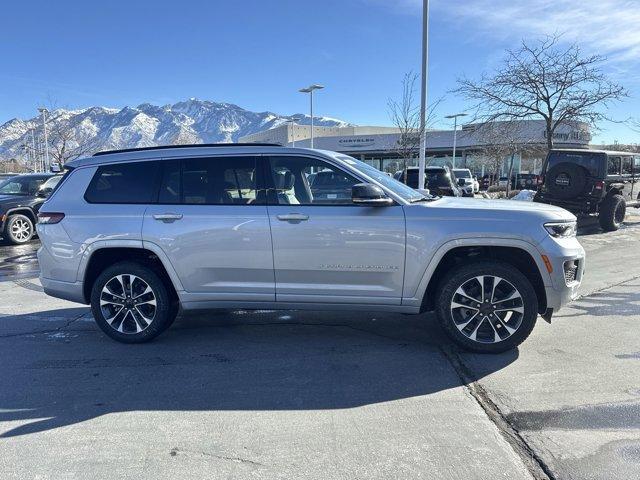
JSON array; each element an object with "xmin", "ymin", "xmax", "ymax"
[
  {"xmin": 444, "ymin": 0, "xmax": 640, "ymax": 64},
  {"xmin": 372, "ymin": 0, "xmax": 640, "ymax": 65}
]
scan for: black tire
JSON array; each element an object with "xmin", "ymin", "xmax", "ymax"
[
  {"xmin": 545, "ymin": 162, "xmax": 588, "ymax": 199},
  {"xmin": 435, "ymin": 261, "xmax": 538, "ymax": 354},
  {"xmin": 3, "ymin": 214, "xmax": 35, "ymax": 245},
  {"xmin": 598, "ymin": 194, "xmax": 626, "ymax": 232},
  {"xmin": 90, "ymin": 261, "xmax": 177, "ymax": 343}
]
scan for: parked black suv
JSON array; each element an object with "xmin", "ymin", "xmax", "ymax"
[
  {"xmin": 534, "ymin": 149, "xmax": 640, "ymax": 231},
  {"xmin": 394, "ymin": 166, "xmax": 462, "ymax": 197},
  {"xmin": 0, "ymin": 173, "xmax": 57, "ymax": 244}
]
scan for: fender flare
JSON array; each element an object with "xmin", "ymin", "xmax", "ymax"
[
  {"xmin": 2, "ymin": 207, "xmax": 37, "ymax": 226},
  {"xmin": 403, "ymin": 237, "xmax": 549, "ymax": 307},
  {"xmin": 76, "ymin": 239, "xmax": 185, "ymax": 293}
]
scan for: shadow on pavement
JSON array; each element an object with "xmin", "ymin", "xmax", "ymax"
[
  {"xmin": 0, "ymin": 307, "xmax": 519, "ymax": 438},
  {"xmin": 556, "ymin": 284, "xmax": 640, "ymax": 319}
]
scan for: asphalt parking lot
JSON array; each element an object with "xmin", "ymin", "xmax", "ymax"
[{"xmin": 1, "ymin": 212, "xmax": 640, "ymax": 480}]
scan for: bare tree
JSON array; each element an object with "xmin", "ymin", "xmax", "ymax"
[
  {"xmin": 46, "ymin": 111, "xmax": 102, "ymax": 165},
  {"xmin": 473, "ymin": 121, "xmax": 538, "ymax": 196},
  {"xmin": 388, "ymin": 72, "xmax": 441, "ymax": 181},
  {"xmin": 456, "ymin": 36, "xmax": 627, "ymax": 151}
]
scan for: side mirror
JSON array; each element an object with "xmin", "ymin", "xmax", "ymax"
[
  {"xmin": 457, "ymin": 178, "xmax": 466, "ymax": 187},
  {"xmin": 352, "ymin": 183, "xmax": 393, "ymax": 206}
]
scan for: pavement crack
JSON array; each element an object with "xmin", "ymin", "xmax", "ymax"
[
  {"xmin": 169, "ymin": 447, "xmax": 265, "ymax": 467},
  {"xmin": 0, "ymin": 311, "xmax": 90, "ymax": 339},
  {"xmin": 440, "ymin": 345, "xmax": 557, "ymax": 480}
]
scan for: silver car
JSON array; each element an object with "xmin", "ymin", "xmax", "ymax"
[{"xmin": 37, "ymin": 144, "xmax": 585, "ymax": 353}]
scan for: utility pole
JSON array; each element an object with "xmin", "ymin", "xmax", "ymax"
[{"xmin": 417, "ymin": 0, "xmax": 430, "ymax": 190}]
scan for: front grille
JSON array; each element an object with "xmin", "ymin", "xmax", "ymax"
[{"xmin": 564, "ymin": 260, "xmax": 579, "ymax": 285}]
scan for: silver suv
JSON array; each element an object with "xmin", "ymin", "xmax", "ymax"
[{"xmin": 37, "ymin": 144, "xmax": 585, "ymax": 353}]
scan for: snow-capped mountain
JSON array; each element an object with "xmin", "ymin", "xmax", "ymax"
[{"xmin": 0, "ymin": 98, "xmax": 350, "ymax": 163}]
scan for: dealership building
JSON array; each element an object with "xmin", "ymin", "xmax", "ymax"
[{"xmin": 239, "ymin": 120, "xmax": 591, "ymax": 176}]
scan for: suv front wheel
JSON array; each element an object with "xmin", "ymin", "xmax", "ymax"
[
  {"xmin": 436, "ymin": 261, "xmax": 538, "ymax": 353},
  {"xmin": 90, "ymin": 262, "xmax": 176, "ymax": 343}
]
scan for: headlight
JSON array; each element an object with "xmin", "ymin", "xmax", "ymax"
[{"xmin": 544, "ymin": 221, "xmax": 577, "ymax": 238}]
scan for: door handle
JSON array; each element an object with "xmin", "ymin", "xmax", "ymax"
[
  {"xmin": 153, "ymin": 213, "xmax": 183, "ymax": 223},
  {"xmin": 277, "ymin": 213, "xmax": 309, "ymax": 222}
]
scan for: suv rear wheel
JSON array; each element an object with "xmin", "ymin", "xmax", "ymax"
[
  {"xmin": 436, "ymin": 261, "xmax": 538, "ymax": 353},
  {"xmin": 90, "ymin": 262, "xmax": 176, "ymax": 343},
  {"xmin": 598, "ymin": 194, "xmax": 625, "ymax": 232},
  {"xmin": 3, "ymin": 214, "xmax": 34, "ymax": 245}
]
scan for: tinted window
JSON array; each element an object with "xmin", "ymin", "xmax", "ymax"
[
  {"xmin": 158, "ymin": 160, "xmax": 181, "ymax": 203},
  {"xmin": 546, "ymin": 152, "xmax": 604, "ymax": 177},
  {"xmin": 180, "ymin": 156, "xmax": 260, "ymax": 205},
  {"xmin": 622, "ymin": 157, "xmax": 633, "ymax": 175},
  {"xmin": 268, "ymin": 156, "xmax": 358, "ymax": 205},
  {"xmin": 0, "ymin": 175, "xmax": 49, "ymax": 195},
  {"xmin": 635, "ymin": 156, "xmax": 640, "ymax": 172},
  {"xmin": 405, "ymin": 169, "xmax": 451, "ymax": 189},
  {"xmin": 85, "ymin": 162, "xmax": 160, "ymax": 204},
  {"xmin": 607, "ymin": 156, "xmax": 621, "ymax": 176}
]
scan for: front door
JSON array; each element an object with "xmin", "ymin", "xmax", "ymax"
[
  {"xmin": 142, "ymin": 156, "xmax": 274, "ymax": 302},
  {"xmin": 264, "ymin": 155, "xmax": 406, "ymax": 304}
]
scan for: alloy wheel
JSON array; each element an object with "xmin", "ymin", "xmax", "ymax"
[
  {"xmin": 450, "ymin": 275, "xmax": 524, "ymax": 344},
  {"xmin": 10, "ymin": 218, "xmax": 32, "ymax": 242},
  {"xmin": 100, "ymin": 274, "xmax": 157, "ymax": 334}
]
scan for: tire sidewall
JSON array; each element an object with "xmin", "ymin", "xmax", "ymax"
[
  {"xmin": 436, "ymin": 261, "xmax": 538, "ymax": 354},
  {"xmin": 90, "ymin": 262, "xmax": 172, "ymax": 343},
  {"xmin": 599, "ymin": 194, "xmax": 625, "ymax": 232},
  {"xmin": 5, "ymin": 214, "xmax": 34, "ymax": 244}
]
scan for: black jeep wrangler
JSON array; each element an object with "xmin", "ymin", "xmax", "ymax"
[{"xmin": 534, "ymin": 149, "xmax": 640, "ymax": 231}]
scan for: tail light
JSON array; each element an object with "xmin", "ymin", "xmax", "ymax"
[
  {"xmin": 594, "ymin": 180, "xmax": 605, "ymax": 191},
  {"xmin": 38, "ymin": 212, "xmax": 65, "ymax": 224}
]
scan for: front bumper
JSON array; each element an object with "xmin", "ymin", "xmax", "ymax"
[{"xmin": 538, "ymin": 235, "xmax": 586, "ymax": 312}]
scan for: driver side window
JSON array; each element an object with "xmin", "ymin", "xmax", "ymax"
[{"xmin": 267, "ymin": 156, "xmax": 359, "ymax": 205}]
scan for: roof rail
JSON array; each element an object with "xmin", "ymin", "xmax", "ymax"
[{"xmin": 92, "ymin": 143, "xmax": 283, "ymax": 156}]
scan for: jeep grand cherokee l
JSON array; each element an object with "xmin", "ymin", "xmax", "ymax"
[{"xmin": 37, "ymin": 144, "xmax": 585, "ymax": 353}]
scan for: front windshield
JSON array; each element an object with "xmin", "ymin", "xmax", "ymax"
[
  {"xmin": 453, "ymin": 170, "xmax": 471, "ymax": 179},
  {"xmin": 0, "ymin": 176, "xmax": 46, "ymax": 196},
  {"xmin": 335, "ymin": 155, "xmax": 427, "ymax": 201}
]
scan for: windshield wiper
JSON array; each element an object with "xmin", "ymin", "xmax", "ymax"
[{"xmin": 409, "ymin": 195, "xmax": 438, "ymax": 203}]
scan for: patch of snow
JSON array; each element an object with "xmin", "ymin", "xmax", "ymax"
[{"xmin": 512, "ymin": 190, "xmax": 536, "ymax": 202}]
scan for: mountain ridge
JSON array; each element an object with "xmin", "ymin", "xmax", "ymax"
[{"xmin": 0, "ymin": 98, "xmax": 351, "ymax": 164}]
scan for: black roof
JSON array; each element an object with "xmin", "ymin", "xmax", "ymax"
[{"xmin": 93, "ymin": 143, "xmax": 283, "ymax": 157}]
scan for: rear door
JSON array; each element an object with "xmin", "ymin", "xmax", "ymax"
[
  {"xmin": 264, "ymin": 154, "xmax": 406, "ymax": 304},
  {"xmin": 142, "ymin": 155, "xmax": 274, "ymax": 302},
  {"xmin": 621, "ymin": 156, "xmax": 635, "ymax": 201}
]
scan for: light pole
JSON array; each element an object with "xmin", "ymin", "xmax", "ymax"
[
  {"xmin": 30, "ymin": 128, "xmax": 38, "ymax": 172},
  {"xmin": 38, "ymin": 107, "xmax": 50, "ymax": 172},
  {"xmin": 417, "ymin": 0, "xmax": 430, "ymax": 190},
  {"xmin": 285, "ymin": 116, "xmax": 302, "ymax": 147},
  {"xmin": 299, "ymin": 84, "xmax": 324, "ymax": 149},
  {"xmin": 445, "ymin": 113, "xmax": 468, "ymax": 169}
]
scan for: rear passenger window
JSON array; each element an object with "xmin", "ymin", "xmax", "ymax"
[
  {"xmin": 622, "ymin": 157, "xmax": 633, "ymax": 175},
  {"xmin": 85, "ymin": 161, "xmax": 160, "ymax": 204},
  {"xmin": 607, "ymin": 157, "xmax": 621, "ymax": 176},
  {"xmin": 180, "ymin": 156, "xmax": 261, "ymax": 205},
  {"xmin": 635, "ymin": 156, "xmax": 640, "ymax": 172}
]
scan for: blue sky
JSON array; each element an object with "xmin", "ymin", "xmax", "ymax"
[{"xmin": 1, "ymin": 0, "xmax": 639, "ymax": 143}]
